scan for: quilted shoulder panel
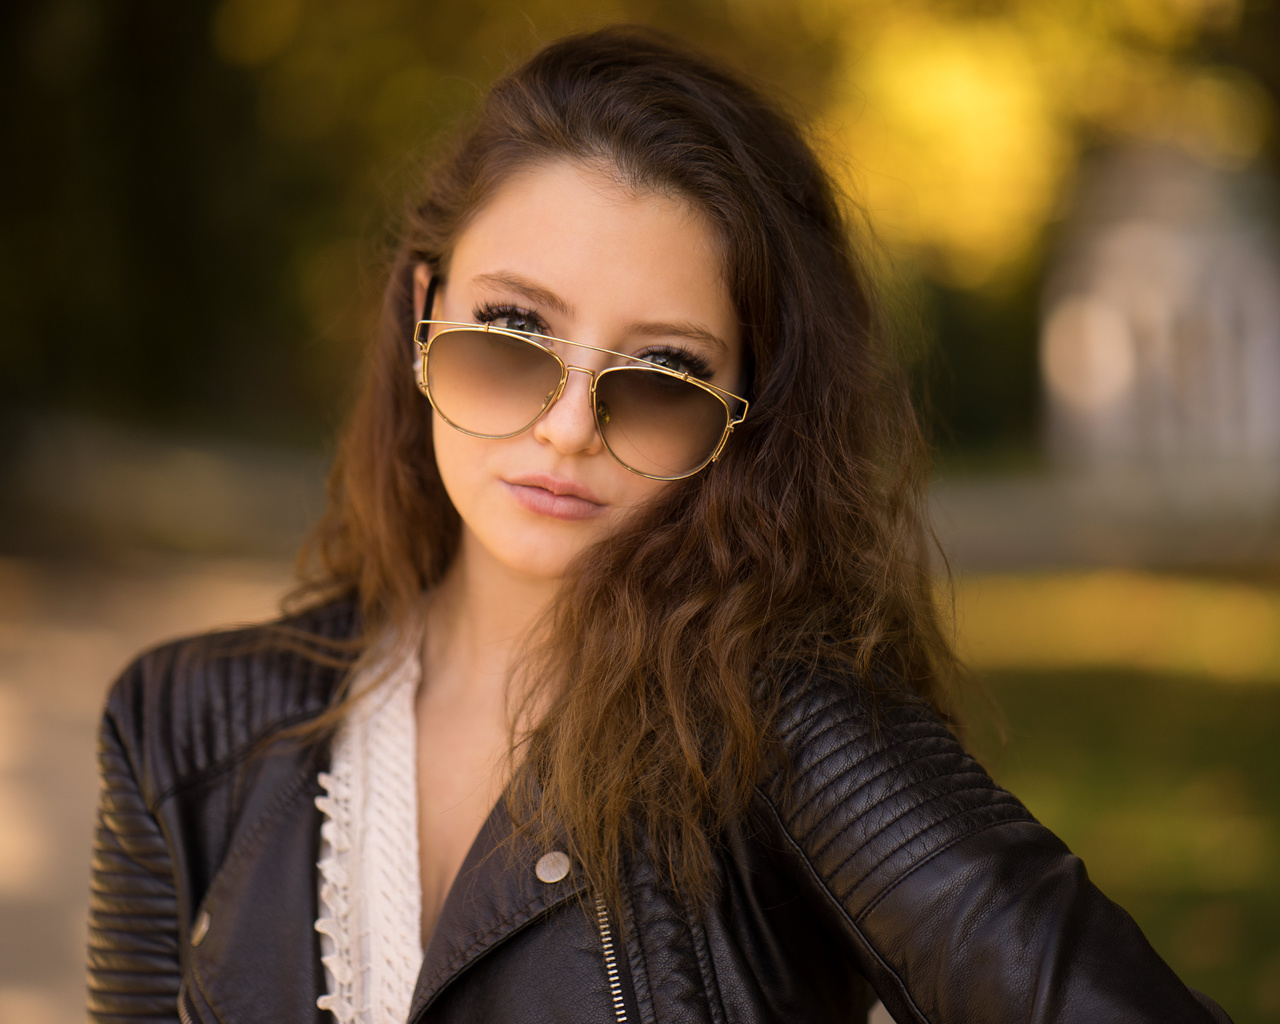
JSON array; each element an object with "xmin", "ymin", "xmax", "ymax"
[
  {"xmin": 88, "ymin": 710, "xmax": 182, "ymax": 1022},
  {"xmin": 102, "ymin": 597, "xmax": 357, "ymax": 805},
  {"xmin": 760, "ymin": 672, "xmax": 1034, "ymax": 919},
  {"xmin": 756, "ymin": 670, "xmax": 1231, "ymax": 1024}
]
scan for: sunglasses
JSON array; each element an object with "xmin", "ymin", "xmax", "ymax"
[{"xmin": 412, "ymin": 316, "xmax": 749, "ymax": 481}]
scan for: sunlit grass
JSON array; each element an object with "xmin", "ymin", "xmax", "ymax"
[
  {"xmin": 948, "ymin": 571, "xmax": 1280, "ymax": 1021},
  {"xmin": 953, "ymin": 570, "xmax": 1280, "ymax": 683},
  {"xmin": 967, "ymin": 669, "xmax": 1280, "ymax": 1023}
]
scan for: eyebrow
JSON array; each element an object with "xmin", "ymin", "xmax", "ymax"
[
  {"xmin": 472, "ymin": 272, "xmax": 575, "ymax": 317},
  {"xmin": 624, "ymin": 319, "xmax": 729, "ymax": 355},
  {"xmin": 471, "ymin": 270, "xmax": 729, "ymax": 354}
]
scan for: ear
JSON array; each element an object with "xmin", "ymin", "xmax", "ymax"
[{"xmin": 412, "ymin": 263, "xmax": 435, "ymax": 322}]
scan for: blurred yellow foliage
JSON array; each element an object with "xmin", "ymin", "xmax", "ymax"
[
  {"xmin": 954, "ymin": 570, "xmax": 1280, "ymax": 682},
  {"xmin": 212, "ymin": 0, "xmax": 301, "ymax": 66},
  {"xmin": 807, "ymin": 0, "xmax": 1272, "ymax": 284},
  {"xmin": 827, "ymin": 13, "xmax": 1068, "ymax": 286}
]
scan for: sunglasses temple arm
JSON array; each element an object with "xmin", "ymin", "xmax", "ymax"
[{"xmin": 423, "ymin": 273, "xmax": 440, "ymax": 323}]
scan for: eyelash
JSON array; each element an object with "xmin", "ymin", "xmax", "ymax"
[
  {"xmin": 473, "ymin": 302, "xmax": 550, "ymax": 335},
  {"xmin": 637, "ymin": 345, "xmax": 714, "ymax": 380},
  {"xmin": 472, "ymin": 302, "xmax": 715, "ymax": 381}
]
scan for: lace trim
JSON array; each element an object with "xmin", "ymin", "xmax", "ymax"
[{"xmin": 316, "ymin": 643, "xmax": 423, "ymax": 1024}]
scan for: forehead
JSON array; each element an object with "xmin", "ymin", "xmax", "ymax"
[{"xmin": 446, "ymin": 160, "xmax": 736, "ymax": 335}]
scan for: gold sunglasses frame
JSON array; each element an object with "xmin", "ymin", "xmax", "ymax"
[{"xmin": 413, "ymin": 318, "xmax": 750, "ymax": 481}]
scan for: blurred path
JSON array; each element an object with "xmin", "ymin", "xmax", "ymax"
[
  {"xmin": 0, "ymin": 554, "xmax": 292, "ymax": 1023},
  {"xmin": 932, "ymin": 468, "xmax": 1280, "ymax": 573}
]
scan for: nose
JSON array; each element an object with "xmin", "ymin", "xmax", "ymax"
[{"xmin": 531, "ymin": 366, "xmax": 604, "ymax": 456}]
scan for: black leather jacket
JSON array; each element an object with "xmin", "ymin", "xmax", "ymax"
[{"xmin": 87, "ymin": 599, "xmax": 1232, "ymax": 1024}]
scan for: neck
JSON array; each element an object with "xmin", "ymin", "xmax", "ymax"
[{"xmin": 421, "ymin": 529, "xmax": 560, "ymax": 704}]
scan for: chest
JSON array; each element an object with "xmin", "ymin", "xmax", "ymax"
[
  {"xmin": 415, "ymin": 689, "xmax": 511, "ymax": 943},
  {"xmin": 177, "ymin": 744, "xmax": 875, "ymax": 1024}
]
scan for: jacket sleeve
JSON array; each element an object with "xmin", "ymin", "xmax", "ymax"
[
  {"xmin": 757, "ymin": 673, "xmax": 1233, "ymax": 1024},
  {"xmin": 87, "ymin": 675, "xmax": 182, "ymax": 1023}
]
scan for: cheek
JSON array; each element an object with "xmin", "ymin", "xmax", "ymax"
[
  {"xmin": 610, "ymin": 473, "xmax": 672, "ymax": 512},
  {"xmin": 431, "ymin": 414, "xmax": 486, "ymax": 505}
]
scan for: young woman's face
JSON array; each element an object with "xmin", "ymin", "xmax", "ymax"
[{"xmin": 415, "ymin": 159, "xmax": 743, "ymax": 581}]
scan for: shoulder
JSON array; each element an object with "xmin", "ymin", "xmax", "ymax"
[
  {"xmin": 765, "ymin": 661, "xmax": 967, "ymax": 776},
  {"xmin": 101, "ymin": 595, "xmax": 360, "ymax": 806},
  {"xmin": 758, "ymin": 665, "xmax": 1035, "ymax": 911},
  {"xmin": 753, "ymin": 667, "xmax": 1234, "ymax": 1024}
]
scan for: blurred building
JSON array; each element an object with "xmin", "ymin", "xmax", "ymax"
[{"xmin": 1041, "ymin": 147, "xmax": 1280, "ymax": 487}]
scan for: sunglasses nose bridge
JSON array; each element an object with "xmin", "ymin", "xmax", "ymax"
[{"xmin": 551, "ymin": 364, "xmax": 600, "ymax": 418}]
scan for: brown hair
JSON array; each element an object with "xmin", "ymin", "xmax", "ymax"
[{"xmin": 297, "ymin": 26, "xmax": 958, "ymax": 909}]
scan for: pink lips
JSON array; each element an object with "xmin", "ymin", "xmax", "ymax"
[{"xmin": 504, "ymin": 474, "xmax": 606, "ymax": 521}]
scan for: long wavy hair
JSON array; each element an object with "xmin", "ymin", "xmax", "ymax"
[{"xmin": 296, "ymin": 26, "xmax": 958, "ymax": 910}]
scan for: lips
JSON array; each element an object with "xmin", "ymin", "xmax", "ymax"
[
  {"xmin": 506, "ymin": 473, "xmax": 603, "ymax": 504},
  {"xmin": 504, "ymin": 473, "xmax": 607, "ymax": 521}
]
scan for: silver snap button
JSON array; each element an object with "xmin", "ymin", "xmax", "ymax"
[
  {"xmin": 190, "ymin": 909, "xmax": 211, "ymax": 947},
  {"xmin": 535, "ymin": 850, "xmax": 571, "ymax": 883}
]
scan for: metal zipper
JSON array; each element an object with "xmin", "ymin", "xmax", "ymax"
[
  {"xmin": 177, "ymin": 979, "xmax": 196, "ymax": 1024},
  {"xmin": 594, "ymin": 893, "xmax": 629, "ymax": 1023}
]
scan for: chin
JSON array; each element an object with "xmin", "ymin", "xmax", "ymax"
[
  {"xmin": 481, "ymin": 526, "xmax": 596, "ymax": 582},
  {"xmin": 501, "ymin": 549, "xmax": 582, "ymax": 581}
]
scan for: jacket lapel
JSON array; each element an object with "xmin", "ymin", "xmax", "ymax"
[
  {"xmin": 184, "ymin": 744, "xmax": 329, "ymax": 1024},
  {"xmin": 406, "ymin": 795, "xmax": 587, "ymax": 1021}
]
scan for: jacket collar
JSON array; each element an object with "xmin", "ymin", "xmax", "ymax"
[
  {"xmin": 407, "ymin": 793, "xmax": 587, "ymax": 1021},
  {"xmin": 186, "ymin": 747, "xmax": 586, "ymax": 1024}
]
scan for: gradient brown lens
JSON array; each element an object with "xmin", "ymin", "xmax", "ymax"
[
  {"xmin": 426, "ymin": 329, "xmax": 564, "ymax": 436},
  {"xmin": 594, "ymin": 367, "xmax": 729, "ymax": 478}
]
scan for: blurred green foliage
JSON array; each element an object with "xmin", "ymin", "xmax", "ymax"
[
  {"xmin": 973, "ymin": 669, "xmax": 1280, "ymax": 1024},
  {"xmin": 1, "ymin": 0, "xmax": 1277, "ymax": 450}
]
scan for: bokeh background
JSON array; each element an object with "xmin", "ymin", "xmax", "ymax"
[{"xmin": 2, "ymin": 0, "xmax": 1279, "ymax": 1021}]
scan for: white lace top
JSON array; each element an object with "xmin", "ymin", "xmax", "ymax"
[{"xmin": 315, "ymin": 645, "xmax": 423, "ymax": 1024}]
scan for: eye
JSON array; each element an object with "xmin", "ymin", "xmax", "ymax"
[
  {"xmin": 636, "ymin": 345, "xmax": 714, "ymax": 381},
  {"xmin": 474, "ymin": 303, "xmax": 549, "ymax": 336}
]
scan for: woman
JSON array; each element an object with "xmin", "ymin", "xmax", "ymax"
[{"xmin": 87, "ymin": 27, "xmax": 1231, "ymax": 1024}]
